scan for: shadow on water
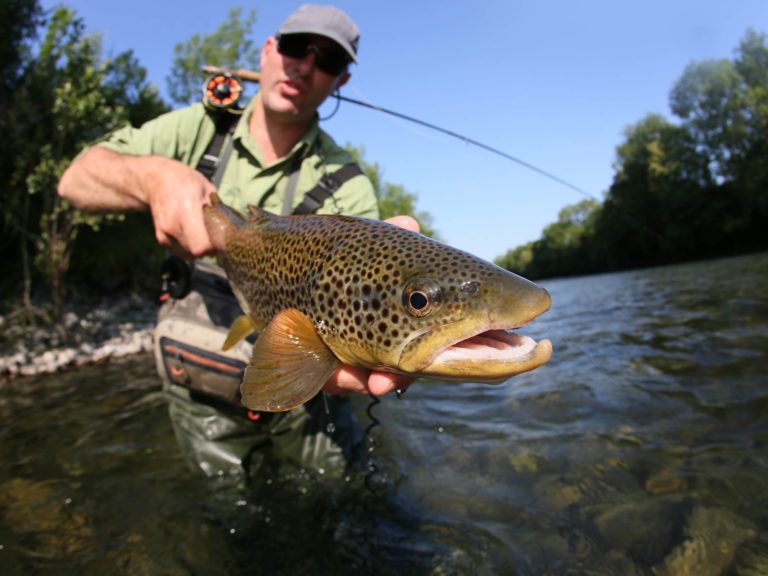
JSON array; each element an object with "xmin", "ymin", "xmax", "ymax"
[{"xmin": 1, "ymin": 252, "xmax": 768, "ymax": 574}]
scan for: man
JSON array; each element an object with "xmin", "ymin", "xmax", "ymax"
[{"xmin": 58, "ymin": 4, "xmax": 415, "ymax": 480}]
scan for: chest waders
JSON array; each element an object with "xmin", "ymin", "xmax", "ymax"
[{"xmin": 153, "ymin": 95, "xmax": 365, "ymax": 480}]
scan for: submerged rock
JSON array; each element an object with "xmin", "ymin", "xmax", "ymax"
[
  {"xmin": 644, "ymin": 465, "xmax": 689, "ymax": 495},
  {"xmin": 653, "ymin": 506, "xmax": 757, "ymax": 576},
  {"xmin": 730, "ymin": 536, "xmax": 768, "ymax": 576}
]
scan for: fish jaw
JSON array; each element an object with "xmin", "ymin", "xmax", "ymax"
[{"xmin": 417, "ymin": 330, "xmax": 553, "ymax": 382}]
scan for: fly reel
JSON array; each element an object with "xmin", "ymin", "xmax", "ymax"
[{"xmin": 202, "ymin": 72, "xmax": 243, "ymax": 111}]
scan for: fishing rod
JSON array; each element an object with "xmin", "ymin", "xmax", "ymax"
[{"xmin": 202, "ymin": 65, "xmax": 596, "ymax": 201}]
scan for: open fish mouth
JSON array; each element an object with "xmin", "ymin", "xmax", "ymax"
[
  {"xmin": 419, "ymin": 328, "xmax": 553, "ymax": 382},
  {"xmin": 444, "ymin": 329, "xmax": 539, "ymax": 359}
]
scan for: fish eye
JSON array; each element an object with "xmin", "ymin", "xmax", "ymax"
[
  {"xmin": 402, "ymin": 278, "xmax": 442, "ymax": 317},
  {"xmin": 409, "ymin": 291, "xmax": 429, "ymax": 310}
]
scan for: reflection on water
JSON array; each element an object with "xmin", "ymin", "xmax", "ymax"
[{"xmin": 1, "ymin": 253, "xmax": 767, "ymax": 574}]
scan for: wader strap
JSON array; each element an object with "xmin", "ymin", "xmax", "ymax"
[
  {"xmin": 196, "ymin": 113, "xmax": 239, "ymax": 183},
  {"xmin": 212, "ymin": 135, "xmax": 235, "ymax": 188},
  {"xmin": 292, "ymin": 164, "xmax": 364, "ymax": 215},
  {"xmin": 281, "ymin": 154, "xmax": 304, "ymax": 215}
]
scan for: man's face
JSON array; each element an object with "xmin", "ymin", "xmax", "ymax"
[{"xmin": 258, "ymin": 34, "xmax": 350, "ymax": 123}]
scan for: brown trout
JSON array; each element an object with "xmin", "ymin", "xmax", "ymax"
[{"xmin": 203, "ymin": 194, "xmax": 553, "ymax": 412}]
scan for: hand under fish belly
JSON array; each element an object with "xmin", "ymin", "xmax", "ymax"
[{"xmin": 204, "ymin": 194, "xmax": 552, "ymax": 411}]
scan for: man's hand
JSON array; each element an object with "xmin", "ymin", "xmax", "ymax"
[
  {"xmin": 321, "ymin": 214, "xmax": 421, "ymax": 398},
  {"xmin": 139, "ymin": 157, "xmax": 217, "ymax": 259},
  {"xmin": 323, "ymin": 365, "xmax": 414, "ymax": 396},
  {"xmin": 58, "ymin": 148, "xmax": 217, "ymax": 260}
]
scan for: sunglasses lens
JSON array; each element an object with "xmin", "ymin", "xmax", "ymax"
[
  {"xmin": 315, "ymin": 52, "xmax": 348, "ymax": 76},
  {"xmin": 277, "ymin": 35, "xmax": 349, "ymax": 76},
  {"xmin": 277, "ymin": 35, "xmax": 309, "ymax": 59}
]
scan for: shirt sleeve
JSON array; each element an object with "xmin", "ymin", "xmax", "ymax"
[{"xmin": 97, "ymin": 104, "xmax": 212, "ymax": 166}]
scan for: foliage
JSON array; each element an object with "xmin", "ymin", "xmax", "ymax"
[
  {"xmin": 167, "ymin": 7, "xmax": 260, "ymax": 106},
  {"xmin": 496, "ymin": 199, "xmax": 600, "ymax": 278},
  {"xmin": 498, "ymin": 30, "xmax": 768, "ymax": 279},
  {"xmin": 0, "ymin": 0, "xmax": 42, "ymax": 304},
  {"xmin": 1, "ymin": 6, "xmax": 167, "ymax": 317},
  {"xmin": 0, "ymin": 0, "xmax": 42, "ymax": 103},
  {"xmin": 345, "ymin": 145, "xmax": 441, "ymax": 239}
]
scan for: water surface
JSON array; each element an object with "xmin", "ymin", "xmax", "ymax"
[{"xmin": 1, "ymin": 253, "xmax": 767, "ymax": 574}]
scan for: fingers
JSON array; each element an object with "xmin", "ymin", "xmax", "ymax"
[
  {"xmin": 323, "ymin": 365, "xmax": 415, "ymax": 397},
  {"xmin": 367, "ymin": 372, "xmax": 414, "ymax": 396},
  {"xmin": 156, "ymin": 233, "xmax": 194, "ymax": 260},
  {"xmin": 181, "ymin": 204, "xmax": 214, "ymax": 258},
  {"xmin": 147, "ymin": 164, "xmax": 217, "ymax": 258},
  {"xmin": 384, "ymin": 215, "xmax": 420, "ymax": 233}
]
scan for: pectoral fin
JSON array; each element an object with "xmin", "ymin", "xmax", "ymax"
[
  {"xmin": 240, "ymin": 308, "xmax": 339, "ymax": 412},
  {"xmin": 222, "ymin": 314, "xmax": 259, "ymax": 351}
]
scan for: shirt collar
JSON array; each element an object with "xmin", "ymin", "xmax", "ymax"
[{"xmin": 233, "ymin": 93, "xmax": 321, "ymax": 169}]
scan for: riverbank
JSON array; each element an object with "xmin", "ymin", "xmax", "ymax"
[{"xmin": 0, "ymin": 295, "xmax": 156, "ymax": 380}]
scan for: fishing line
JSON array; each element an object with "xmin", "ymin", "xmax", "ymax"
[
  {"xmin": 321, "ymin": 392, "xmax": 336, "ymax": 434},
  {"xmin": 200, "ymin": 66, "xmax": 596, "ymax": 201},
  {"xmin": 319, "ymin": 88, "xmax": 342, "ymax": 121},
  {"xmin": 363, "ymin": 393, "xmax": 382, "ymax": 496},
  {"xmin": 330, "ymin": 91, "xmax": 598, "ymax": 202}
]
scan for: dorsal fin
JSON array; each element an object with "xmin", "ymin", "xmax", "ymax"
[{"xmin": 245, "ymin": 204, "xmax": 278, "ymax": 226}]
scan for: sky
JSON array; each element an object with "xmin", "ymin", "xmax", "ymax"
[{"xmin": 41, "ymin": 0, "xmax": 768, "ymax": 261}]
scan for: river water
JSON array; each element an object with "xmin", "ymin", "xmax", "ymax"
[{"xmin": 1, "ymin": 253, "xmax": 767, "ymax": 575}]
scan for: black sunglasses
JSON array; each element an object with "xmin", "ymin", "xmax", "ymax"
[{"xmin": 277, "ymin": 34, "xmax": 350, "ymax": 77}]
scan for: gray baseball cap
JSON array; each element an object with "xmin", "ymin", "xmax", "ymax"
[{"xmin": 277, "ymin": 4, "xmax": 360, "ymax": 62}]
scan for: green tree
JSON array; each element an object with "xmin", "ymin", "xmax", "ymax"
[
  {"xmin": 593, "ymin": 113, "xmax": 715, "ymax": 268},
  {"xmin": 731, "ymin": 30, "xmax": 768, "ymax": 239},
  {"xmin": 494, "ymin": 242, "xmax": 534, "ymax": 277},
  {"xmin": 167, "ymin": 7, "xmax": 260, "ymax": 106},
  {"xmin": 0, "ymin": 0, "xmax": 41, "ymax": 103},
  {"xmin": 669, "ymin": 30, "xmax": 768, "ymax": 249},
  {"xmin": 345, "ymin": 144, "xmax": 440, "ymax": 238},
  {"xmin": 671, "ymin": 31, "xmax": 768, "ymax": 181},
  {"xmin": 0, "ymin": 0, "xmax": 42, "ymax": 304},
  {"xmin": 6, "ymin": 6, "xmax": 166, "ymax": 318},
  {"xmin": 533, "ymin": 199, "xmax": 601, "ymax": 277},
  {"xmin": 670, "ymin": 59, "xmax": 746, "ymax": 181},
  {"xmin": 500, "ymin": 199, "xmax": 600, "ymax": 279}
]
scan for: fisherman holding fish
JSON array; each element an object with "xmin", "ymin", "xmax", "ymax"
[
  {"xmin": 58, "ymin": 4, "xmax": 553, "ymax": 481},
  {"xmin": 58, "ymin": 5, "xmax": 418, "ymax": 478}
]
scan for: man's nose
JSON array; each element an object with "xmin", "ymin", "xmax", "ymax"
[{"xmin": 294, "ymin": 49, "xmax": 317, "ymax": 74}]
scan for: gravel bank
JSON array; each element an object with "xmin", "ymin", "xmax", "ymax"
[{"xmin": 0, "ymin": 296, "xmax": 156, "ymax": 379}]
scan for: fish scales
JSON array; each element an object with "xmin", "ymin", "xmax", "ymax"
[{"xmin": 204, "ymin": 194, "xmax": 553, "ymax": 412}]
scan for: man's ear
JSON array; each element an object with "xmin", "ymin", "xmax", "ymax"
[
  {"xmin": 333, "ymin": 71, "xmax": 351, "ymax": 91},
  {"xmin": 261, "ymin": 36, "xmax": 277, "ymax": 68}
]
